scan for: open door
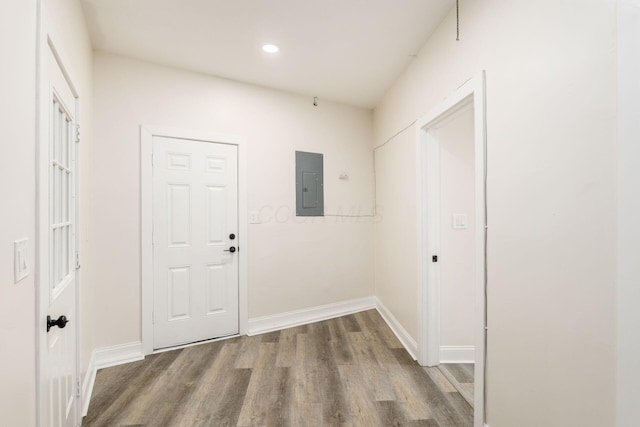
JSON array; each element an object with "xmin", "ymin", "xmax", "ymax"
[{"xmin": 37, "ymin": 40, "xmax": 80, "ymax": 427}]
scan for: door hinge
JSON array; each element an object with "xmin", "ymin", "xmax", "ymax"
[
  {"xmin": 432, "ymin": 255, "xmax": 438, "ymax": 262},
  {"xmin": 76, "ymin": 377, "xmax": 81, "ymax": 397},
  {"xmin": 74, "ymin": 124, "xmax": 81, "ymax": 144},
  {"xmin": 152, "ymin": 311, "xmax": 155, "ymax": 324},
  {"xmin": 75, "ymin": 252, "xmax": 81, "ymax": 270}
]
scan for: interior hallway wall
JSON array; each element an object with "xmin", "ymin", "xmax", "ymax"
[
  {"xmin": 0, "ymin": 0, "xmax": 38, "ymax": 424},
  {"xmin": 91, "ymin": 52, "xmax": 375, "ymax": 349},
  {"xmin": 373, "ymin": 1, "xmax": 616, "ymax": 426}
]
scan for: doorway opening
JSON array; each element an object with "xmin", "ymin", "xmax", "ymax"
[{"xmin": 416, "ymin": 72, "xmax": 487, "ymax": 427}]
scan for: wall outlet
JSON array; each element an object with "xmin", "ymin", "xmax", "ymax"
[{"xmin": 14, "ymin": 238, "xmax": 29, "ymax": 283}]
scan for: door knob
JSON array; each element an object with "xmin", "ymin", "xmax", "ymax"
[
  {"xmin": 224, "ymin": 246, "xmax": 236, "ymax": 253},
  {"xmin": 47, "ymin": 315, "xmax": 69, "ymax": 332}
]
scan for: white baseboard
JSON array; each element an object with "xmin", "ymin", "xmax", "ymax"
[
  {"xmin": 95, "ymin": 341, "xmax": 144, "ymax": 369},
  {"xmin": 247, "ymin": 296, "xmax": 376, "ymax": 335},
  {"xmin": 440, "ymin": 345, "xmax": 475, "ymax": 363},
  {"xmin": 81, "ymin": 350, "xmax": 97, "ymax": 417},
  {"xmin": 80, "ymin": 342, "xmax": 144, "ymax": 417},
  {"xmin": 375, "ymin": 298, "xmax": 418, "ymax": 360}
]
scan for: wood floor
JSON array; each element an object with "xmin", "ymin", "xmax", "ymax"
[
  {"xmin": 83, "ymin": 310, "xmax": 473, "ymax": 427},
  {"xmin": 434, "ymin": 364, "xmax": 474, "ymax": 408}
]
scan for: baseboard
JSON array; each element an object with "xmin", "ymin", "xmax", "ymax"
[
  {"xmin": 80, "ymin": 342, "xmax": 144, "ymax": 417},
  {"xmin": 95, "ymin": 341, "xmax": 144, "ymax": 370},
  {"xmin": 81, "ymin": 350, "xmax": 97, "ymax": 417},
  {"xmin": 440, "ymin": 345, "xmax": 475, "ymax": 363},
  {"xmin": 375, "ymin": 298, "xmax": 418, "ymax": 360},
  {"xmin": 247, "ymin": 296, "xmax": 376, "ymax": 335}
]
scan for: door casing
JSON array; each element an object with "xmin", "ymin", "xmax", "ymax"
[
  {"xmin": 415, "ymin": 72, "xmax": 487, "ymax": 427},
  {"xmin": 141, "ymin": 126, "xmax": 248, "ymax": 356}
]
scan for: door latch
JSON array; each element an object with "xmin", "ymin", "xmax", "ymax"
[{"xmin": 432, "ymin": 255, "xmax": 438, "ymax": 262}]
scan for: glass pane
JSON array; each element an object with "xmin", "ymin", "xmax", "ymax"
[
  {"xmin": 52, "ymin": 227, "xmax": 58, "ymax": 289},
  {"xmin": 62, "ymin": 226, "xmax": 68, "ymax": 279},
  {"xmin": 56, "ymin": 167, "xmax": 62, "ymax": 224},
  {"xmin": 54, "ymin": 107, "xmax": 58, "ymax": 162},
  {"xmin": 68, "ymin": 119, "xmax": 73, "ymax": 166},
  {"xmin": 57, "ymin": 226, "xmax": 63, "ymax": 285},
  {"xmin": 62, "ymin": 171, "xmax": 68, "ymax": 223},
  {"xmin": 56, "ymin": 108, "xmax": 63, "ymax": 163},
  {"xmin": 50, "ymin": 100, "xmax": 56, "ymax": 160},
  {"xmin": 59, "ymin": 108, "xmax": 65, "ymax": 164},
  {"xmin": 66, "ymin": 118, "xmax": 71, "ymax": 168},
  {"xmin": 61, "ymin": 114, "xmax": 67, "ymax": 168},
  {"xmin": 53, "ymin": 167, "xmax": 58, "ymax": 224},
  {"xmin": 67, "ymin": 225, "xmax": 72, "ymax": 278}
]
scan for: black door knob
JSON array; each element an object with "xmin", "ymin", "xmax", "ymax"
[
  {"xmin": 47, "ymin": 315, "xmax": 69, "ymax": 332},
  {"xmin": 224, "ymin": 246, "xmax": 236, "ymax": 253},
  {"xmin": 229, "ymin": 233, "xmax": 236, "ymax": 240}
]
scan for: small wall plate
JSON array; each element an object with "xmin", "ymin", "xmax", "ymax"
[
  {"xmin": 14, "ymin": 238, "xmax": 29, "ymax": 283},
  {"xmin": 452, "ymin": 214, "xmax": 468, "ymax": 230}
]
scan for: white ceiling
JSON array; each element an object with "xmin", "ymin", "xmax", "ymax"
[{"xmin": 81, "ymin": 0, "xmax": 454, "ymax": 108}]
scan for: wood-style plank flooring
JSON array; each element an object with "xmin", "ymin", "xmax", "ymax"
[
  {"xmin": 83, "ymin": 310, "xmax": 473, "ymax": 426},
  {"xmin": 434, "ymin": 364, "xmax": 474, "ymax": 408}
]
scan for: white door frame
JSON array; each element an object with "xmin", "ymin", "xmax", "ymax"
[
  {"xmin": 416, "ymin": 72, "xmax": 487, "ymax": 427},
  {"xmin": 35, "ymin": 29, "xmax": 83, "ymax": 427},
  {"xmin": 141, "ymin": 126, "xmax": 248, "ymax": 356}
]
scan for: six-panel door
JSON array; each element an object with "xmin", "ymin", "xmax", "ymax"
[{"xmin": 152, "ymin": 136, "xmax": 239, "ymax": 349}]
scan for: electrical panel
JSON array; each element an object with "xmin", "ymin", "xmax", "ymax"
[{"xmin": 295, "ymin": 151, "xmax": 324, "ymax": 216}]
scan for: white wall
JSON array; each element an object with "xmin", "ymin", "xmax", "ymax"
[
  {"xmin": 374, "ymin": 1, "xmax": 616, "ymax": 426},
  {"xmin": 0, "ymin": 0, "xmax": 37, "ymax": 424},
  {"xmin": 45, "ymin": 0, "xmax": 94, "ymax": 396},
  {"xmin": 0, "ymin": 1, "xmax": 92, "ymax": 424},
  {"xmin": 438, "ymin": 107, "xmax": 475, "ymax": 348},
  {"xmin": 91, "ymin": 52, "xmax": 375, "ymax": 348},
  {"xmin": 617, "ymin": 0, "xmax": 640, "ymax": 425},
  {"xmin": 374, "ymin": 128, "xmax": 419, "ymax": 338}
]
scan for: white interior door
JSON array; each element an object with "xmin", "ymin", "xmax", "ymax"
[
  {"xmin": 152, "ymin": 136, "xmax": 239, "ymax": 349},
  {"xmin": 38, "ymin": 46, "xmax": 79, "ymax": 427}
]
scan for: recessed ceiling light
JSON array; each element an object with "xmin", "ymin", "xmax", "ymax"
[{"xmin": 262, "ymin": 44, "xmax": 279, "ymax": 53}]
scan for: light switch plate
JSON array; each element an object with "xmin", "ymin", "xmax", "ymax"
[
  {"xmin": 14, "ymin": 238, "xmax": 29, "ymax": 283},
  {"xmin": 452, "ymin": 214, "xmax": 468, "ymax": 230},
  {"xmin": 249, "ymin": 211, "xmax": 261, "ymax": 224}
]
